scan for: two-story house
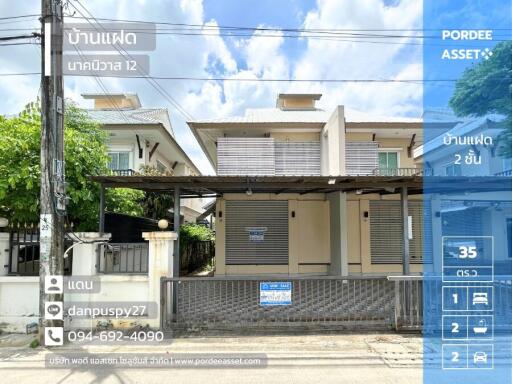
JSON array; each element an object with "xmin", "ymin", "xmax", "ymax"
[
  {"xmin": 188, "ymin": 93, "xmax": 427, "ymax": 276},
  {"xmin": 83, "ymin": 93, "xmax": 203, "ymax": 223}
]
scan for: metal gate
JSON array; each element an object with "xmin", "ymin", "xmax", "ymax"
[{"xmin": 161, "ymin": 276, "xmax": 397, "ymax": 331}]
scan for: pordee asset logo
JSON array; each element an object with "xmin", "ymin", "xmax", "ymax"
[{"xmin": 441, "ymin": 30, "xmax": 494, "ymax": 60}]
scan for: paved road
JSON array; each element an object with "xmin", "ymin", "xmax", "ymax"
[{"xmin": 0, "ymin": 333, "xmax": 422, "ymax": 384}]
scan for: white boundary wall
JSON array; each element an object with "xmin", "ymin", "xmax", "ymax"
[{"xmin": 0, "ymin": 231, "xmax": 176, "ymax": 333}]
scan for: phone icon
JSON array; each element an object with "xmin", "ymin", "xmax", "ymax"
[{"xmin": 44, "ymin": 327, "xmax": 63, "ymax": 346}]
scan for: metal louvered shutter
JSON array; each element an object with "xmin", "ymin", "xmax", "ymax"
[
  {"xmin": 217, "ymin": 138, "xmax": 275, "ymax": 176},
  {"xmin": 225, "ymin": 201, "xmax": 289, "ymax": 265},
  {"xmin": 346, "ymin": 141, "xmax": 378, "ymax": 175},
  {"xmin": 370, "ymin": 200, "xmax": 430, "ymax": 264},
  {"xmin": 275, "ymin": 141, "xmax": 321, "ymax": 176}
]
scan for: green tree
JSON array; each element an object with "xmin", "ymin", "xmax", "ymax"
[
  {"xmin": 0, "ymin": 101, "xmax": 143, "ymax": 230},
  {"xmin": 449, "ymin": 41, "xmax": 512, "ymax": 156}
]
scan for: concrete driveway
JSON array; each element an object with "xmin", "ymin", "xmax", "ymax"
[{"xmin": 0, "ymin": 333, "xmax": 422, "ymax": 384}]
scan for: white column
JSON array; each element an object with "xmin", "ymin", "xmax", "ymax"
[
  {"xmin": 142, "ymin": 231, "xmax": 177, "ymax": 328},
  {"xmin": 324, "ymin": 106, "xmax": 346, "ymax": 176},
  {"xmin": 0, "ymin": 233, "xmax": 10, "ymax": 276},
  {"xmin": 66, "ymin": 233, "xmax": 111, "ymax": 329}
]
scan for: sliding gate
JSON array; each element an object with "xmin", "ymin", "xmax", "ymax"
[{"xmin": 161, "ymin": 276, "xmax": 401, "ymax": 331}]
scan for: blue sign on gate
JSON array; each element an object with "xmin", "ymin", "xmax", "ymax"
[{"xmin": 259, "ymin": 282, "xmax": 292, "ymax": 306}]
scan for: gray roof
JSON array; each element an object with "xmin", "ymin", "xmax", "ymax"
[
  {"xmin": 86, "ymin": 108, "xmax": 174, "ymax": 136},
  {"xmin": 190, "ymin": 107, "xmax": 421, "ymax": 125}
]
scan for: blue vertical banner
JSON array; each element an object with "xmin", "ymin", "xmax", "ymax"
[{"xmin": 423, "ymin": 1, "xmax": 512, "ymax": 383}]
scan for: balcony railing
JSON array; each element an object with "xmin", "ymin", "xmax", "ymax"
[
  {"xmin": 372, "ymin": 168, "xmax": 433, "ymax": 176},
  {"xmin": 110, "ymin": 169, "xmax": 135, "ymax": 176},
  {"xmin": 495, "ymin": 169, "xmax": 512, "ymax": 176}
]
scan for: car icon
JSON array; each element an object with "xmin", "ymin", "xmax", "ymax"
[
  {"xmin": 472, "ymin": 292, "xmax": 488, "ymax": 306},
  {"xmin": 473, "ymin": 351, "xmax": 487, "ymax": 363}
]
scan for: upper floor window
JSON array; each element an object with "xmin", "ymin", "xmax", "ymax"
[
  {"xmin": 378, "ymin": 151, "xmax": 398, "ymax": 169},
  {"xmin": 108, "ymin": 151, "xmax": 130, "ymax": 170},
  {"xmin": 156, "ymin": 160, "xmax": 168, "ymax": 174},
  {"xmin": 444, "ymin": 163, "xmax": 462, "ymax": 176}
]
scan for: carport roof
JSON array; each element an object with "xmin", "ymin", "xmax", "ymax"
[{"xmin": 90, "ymin": 175, "xmax": 512, "ymax": 197}]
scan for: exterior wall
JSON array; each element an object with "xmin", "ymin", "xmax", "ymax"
[
  {"xmin": 94, "ymin": 97, "xmax": 137, "ymax": 110},
  {"xmin": 215, "ymin": 193, "xmax": 331, "ymax": 276},
  {"xmin": 215, "ymin": 191, "xmax": 426, "ymax": 276},
  {"xmin": 0, "ymin": 276, "xmax": 39, "ymax": 333},
  {"xmin": 280, "ymin": 98, "xmax": 315, "ymax": 109},
  {"xmin": 0, "ymin": 232, "xmax": 176, "ymax": 333}
]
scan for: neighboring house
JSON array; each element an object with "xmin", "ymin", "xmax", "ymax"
[
  {"xmin": 415, "ymin": 111, "xmax": 512, "ymax": 265},
  {"xmin": 188, "ymin": 93, "xmax": 428, "ymax": 276},
  {"xmin": 83, "ymin": 93, "xmax": 203, "ymax": 223},
  {"xmin": 415, "ymin": 111, "xmax": 508, "ymax": 177}
]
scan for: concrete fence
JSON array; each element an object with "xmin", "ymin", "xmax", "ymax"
[{"xmin": 0, "ymin": 231, "xmax": 176, "ymax": 333}]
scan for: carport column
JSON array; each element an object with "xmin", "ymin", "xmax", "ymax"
[
  {"xmin": 142, "ymin": 231, "xmax": 177, "ymax": 328},
  {"xmin": 173, "ymin": 187, "xmax": 180, "ymax": 315},
  {"xmin": 401, "ymin": 186, "xmax": 410, "ymax": 275},
  {"xmin": 430, "ymin": 196, "xmax": 442, "ymax": 273},
  {"xmin": 173, "ymin": 187, "xmax": 180, "ymax": 277},
  {"xmin": 328, "ymin": 192, "xmax": 349, "ymax": 276}
]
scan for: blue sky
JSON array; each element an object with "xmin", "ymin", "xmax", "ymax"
[{"xmin": 0, "ymin": 0, "xmax": 426, "ymax": 173}]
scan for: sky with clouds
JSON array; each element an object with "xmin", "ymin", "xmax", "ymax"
[{"xmin": 0, "ymin": 0, "xmax": 424, "ymax": 174}]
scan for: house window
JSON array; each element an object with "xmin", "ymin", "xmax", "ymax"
[
  {"xmin": 445, "ymin": 163, "xmax": 462, "ymax": 176},
  {"xmin": 378, "ymin": 151, "xmax": 398, "ymax": 169},
  {"xmin": 108, "ymin": 151, "xmax": 130, "ymax": 170},
  {"xmin": 156, "ymin": 160, "xmax": 167, "ymax": 173}
]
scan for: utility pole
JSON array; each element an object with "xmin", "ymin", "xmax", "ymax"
[{"xmin": 39, "ymin": 0, "xmax": 65, "ymax": 345}]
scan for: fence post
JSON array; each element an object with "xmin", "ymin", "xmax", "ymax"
[
  {"xmin": 142, "ymin": 231, "xmax": 177, "ymax": 329},
  {"xmin": 394, "ymin": 280, "xmax": 401, "ymax": 331},
  {"xmin": 0, "ymin": 232, "xmax": 10, "ymax": 276}
]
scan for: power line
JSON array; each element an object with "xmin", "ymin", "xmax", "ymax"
[
  {"xmin": 1, "ymin": 71, "xmax": 509, "ymax": 83},
  {"xmin": 66, "ymin": 15, "xmax": 512, "ymax": 33},
  {"xmin": 69, "ymin": 0, "xmax": 195, "ymax": 121},
  {"xmin": 0, "ymin": 42, "xmax": 38, "ymax": 46},
  {"xmin": 0, "ymin": 14, "xmax": 40, "ymax": 21},
  {"xmin": 0, "ymin": 33, "xmax": 40, "ymax": 41}
]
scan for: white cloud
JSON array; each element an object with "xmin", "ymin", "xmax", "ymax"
[
  {"xmin": 294, "ymin": 0, "xmax": 422, "ymax": 115},
  {"xmin": 0, "ymin": 0, "xmax": 423, "ymax": 174}
]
